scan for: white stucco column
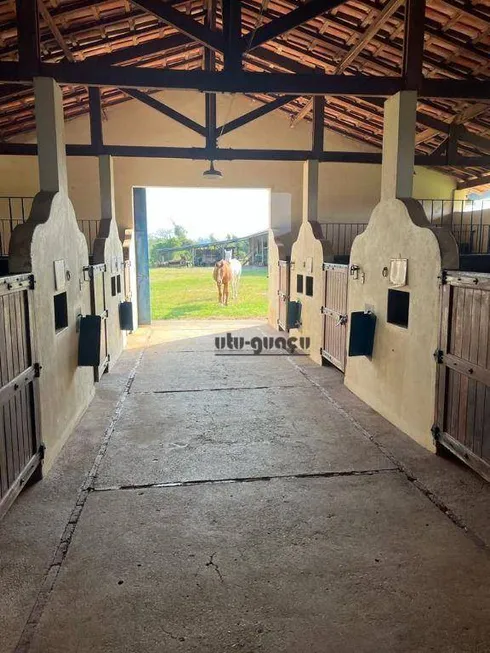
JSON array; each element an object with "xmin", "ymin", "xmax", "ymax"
[
  {"xmin": 270, "ymin": 192, "xmax": 292, "ymax": 236},
  {"xmin": 381, "ymin": 90, "xmax": 417, "ymax": 201},
  {"xmin": 34, "ymin": 77, "xmax": 68, "ymax": 194},
  {"xmin": 302, "ymin": 159, "xmax": 319, "ymax": 223},
  {"xmin": 99, "ymin": 155, "xmax": 116, "ymax": 222}
]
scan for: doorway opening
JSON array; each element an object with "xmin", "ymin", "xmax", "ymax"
[{"xmin": 145, "ymin": 187, "xmax": 270, "ymax": 321}]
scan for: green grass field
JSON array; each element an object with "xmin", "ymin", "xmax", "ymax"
[{"xmin": 150, "ymin": 266, "xmax": 268, "ymax": 320}]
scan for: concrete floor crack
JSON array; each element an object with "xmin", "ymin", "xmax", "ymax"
[
  {"xmin": 130, "ymin": 384, "xmax": 303, "ymax": 395},
  {"xmin": 92, "ymin": 467, "xmax": 398, "ymax": 493},
  {"xmin": 13, "ymin": 334, "xmax": 151, "ymax": 653},
  {"xmin": 285, "ymin": 355, "xmax": 489, "ymax": 553},
  {"xmin": 162, "ymin": 628, "xmax": 185, "ymax": 642},
  {"xmin": 206, "ymin": 552, "xmax": 224, "ymax": 583}
]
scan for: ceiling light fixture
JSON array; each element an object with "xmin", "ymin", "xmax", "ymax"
[{"xmin": 202, "ymin": 161, "xmax": 223, "ymax": 179}]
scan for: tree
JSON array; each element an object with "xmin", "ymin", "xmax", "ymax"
[{"xmin": 148, "ymin": 223, "xmax": 192, "ymax": 267}]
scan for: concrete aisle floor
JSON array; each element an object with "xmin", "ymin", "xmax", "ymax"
[{"xmin": 1, "ymin": 320, "xmax": 490, "ymax": 653}]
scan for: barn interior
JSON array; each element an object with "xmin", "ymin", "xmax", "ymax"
[{"xmin": 1, "ymin": 1, "xmax": 490, "ymax": 651}]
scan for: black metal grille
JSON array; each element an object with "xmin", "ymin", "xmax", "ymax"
[
  {"xmin": 319, "ymin": 222, "xmax": 367, "ymax": 256},
  {"xmin": 0, "ymin": 196, "xmax": 100, "ymax": 257},
  {"xmin": 420, "ymin": 199, "xmax": 490, "ymax": 255},
  {"xmin": 0, "ymin": 197, "xmax": 33, "ymax": 257}
]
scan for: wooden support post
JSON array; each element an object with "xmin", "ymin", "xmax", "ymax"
[
  {"xmin": 403, "ymin": 0, "xmax": 426, "ymax": 90},
  {"xmin": 205, "ymin": 92, "xmax": 217, "ymax": 151},
  {"xmin": 205, "ymin": 0, "xmax": 217, "ymax": 153},
  {"xmin": 89, "ymin": 87, "xmax": 103, "ymax": 153},
  {"xmin": 223, "ymin": 0, "xmax": 242, "ymax": 73},
  {"xmin": 312, "ymin": 95, "xmax": 325, "ymax": 158},
  {"xmin": 302, "ymin": 160, "xmax": 319, "ymax": 223},
  {"xmin": 99, "ymin": 155, "xmax": 115, "ymax": 223},
  {"xmin": 33, "ymin": 77, "xmax": 68, "ymax": 194},
  {"xmin": 447, "ymin": 124, "xmax": 461, "ymax": 165},
  {"xmin": 133, "ymin": 187, "xmax": 151, "ymax": 325},
  {"xmin": 381, "ymin": 91, "xmax": 417, "ymax": 200},
  {"xmin": 16, "ymin": 0, "xmax": 40, "ymax": 74}
]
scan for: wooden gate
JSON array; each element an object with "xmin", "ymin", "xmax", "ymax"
[
  {"xmin": 86, "ymin": 264, "xmax": 109, "ymax": 381},
  {"xmin": 321, "ymin": 263, "xmax": 349, "ymax": 372},
  {"xmin": 435, "ymin": 271, "xmax": 490, "ymax": 481},
  {"xmin": 277, "ymin": 259, "xmax": 290, "ymax": 331},
  {"xmin": 0, "ymin": 274, "xmax": 42, "ymax": 519}
]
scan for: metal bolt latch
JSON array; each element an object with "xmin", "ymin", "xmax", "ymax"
[{"xmin": 433, "ymin": 349, "xmax": 444, "ymax": 364}]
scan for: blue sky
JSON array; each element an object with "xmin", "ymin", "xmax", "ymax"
[{"xmin": 146, "ymin": 187, "xmax": 270, "ymax": 239}]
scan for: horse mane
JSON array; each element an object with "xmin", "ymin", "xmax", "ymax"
[{"xmin": 213, "ymin": 259, "xmax": 232, "ymax": 283}]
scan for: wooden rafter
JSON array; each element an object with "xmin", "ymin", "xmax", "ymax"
[
  {"xmin": 0, "ymin": 0, "xmax": 487, "ymax": 185},
  {"xmin": 289, "ymin": 0, "xmax": 405, "ymax": 128},
  {"xmin": 37, "ymin": 0, "xmax": 75, "ymax": 62}
]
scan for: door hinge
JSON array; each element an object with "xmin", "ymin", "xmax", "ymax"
[
  {"xmin": 34, "ymin": 362, "xmax": 42, "ymax": 377},
  {"xmin": 431, "ymin": 424, "xmax": 441, "ymax": 441},
  {"xmin": 28, "ymin": 274, "xmax": 36, "ymax": 290},
  {"xmin": 433, "ymin": 349, "xmax": 444, "ymax": 364},
  {"xmin": 439, "ymin": 270, "xmax": 448, "ymax": 285},
  {"xmin": 38, "ymin": 443, "xmax": 46, "ymax": 460}
]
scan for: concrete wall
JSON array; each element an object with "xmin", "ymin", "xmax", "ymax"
[
  {"xmin": 8, "ymin": 191, "xmax": 94, "ymax": 471},
  {"xmin": 344, "ymin": 198, "xmax": 459, "ymax": 451},
  {"xmin": 289, "ymin": 221, "xmax": 333, "ymax": 364},
  {"xmin": 1, "ymin": 91, "xmax": 456, "ymax": 232}
]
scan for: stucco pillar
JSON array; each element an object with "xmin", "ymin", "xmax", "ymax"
[
  {"xmin": 302, "ymin": 159, "xmax": 319, "ymax": 223},
  {"xmin": 381, "ymin": 91, "xmax": 417, "ymax": 200},
  {"xmin": 133, "ymin": 187, "xmax": 151, "ymax": 325},
  {"xmin": 98, "ymin": 155, "xmax": 116, "ymax": 222},
  {"xmin": 34, "ymin": 77, "xmax": 68, "ymax": 194},
  {"xmin": 270, "ymin": 192, "xmax": 292, "ymax": 236}
]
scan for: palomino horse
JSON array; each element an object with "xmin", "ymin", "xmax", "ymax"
[
  {"xmin": 224, "ymin": 249, "xmax": 242, "ymax": 300},
  {"xmin": 213, "ymin": 259, "xmax": 232, "ymax": 305}
]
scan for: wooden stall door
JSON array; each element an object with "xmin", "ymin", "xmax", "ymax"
[
  {"xmin": 0, "ymin": 274, "xmax": 42, "ymax": 520},
  {"xmin": 89, "ymin": 264, "xmax": 109, "ymax": 381},
  {"xmin": 277, "ymin": 260, "xmax": 290, "ymax": 332},
  {"xmin": 435, "ymin": 272, "xmax": 490, "ymax": 481},
  {"xmin": 321, "ymin": 263, "xmax": 348, "ymax": 372}
]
